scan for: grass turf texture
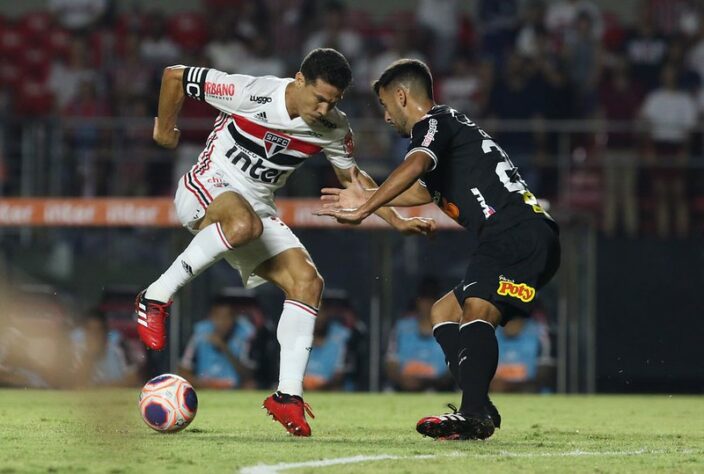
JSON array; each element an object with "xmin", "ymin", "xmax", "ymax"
[{"xmin": 0, "ymin": 390, "xmax": 701, "ymax": 473}]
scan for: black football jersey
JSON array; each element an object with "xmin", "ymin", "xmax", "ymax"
[{"xmin": 406, "ymin": 105, "xmax": 554, "ymax": 237}]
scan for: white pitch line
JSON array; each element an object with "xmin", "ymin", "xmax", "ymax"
[
  {"xmin": 240, "ymin": 454, "xmax": 434, "ymax": 474},
  {"xmin": 238, "ymin": 449, "xmax": 681, "ymax": 474}
]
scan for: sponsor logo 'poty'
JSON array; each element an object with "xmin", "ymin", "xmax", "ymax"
[
  {"xmin": 205, "ymin": 82, "xmax": 235, "ymax": 97},
  {"xmin": 263, "ymin": 131, "xmax": 291, "ymax": 158},
  {"xmin": 497, "ymin": 278, "xmax": 535, "ymax": 302}
]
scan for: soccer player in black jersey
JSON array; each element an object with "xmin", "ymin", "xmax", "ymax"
[{"xmin": 317, "ymin": 59, "xmax": 560, "ymax": 440}]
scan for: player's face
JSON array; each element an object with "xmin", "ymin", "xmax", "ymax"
[
  {"xmin": 294, "ymin": 73, "xmax": 343, "ymax": 126},
  {"xmin": 377, "ymin": 86, "xmax": 410, "ymax": 137}
]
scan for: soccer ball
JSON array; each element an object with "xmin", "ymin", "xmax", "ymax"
[{"xmin": 139, "ymin": 374, "xmax": 198, "ymax": 432}]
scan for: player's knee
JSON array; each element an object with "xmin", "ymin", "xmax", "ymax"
[
  {"xmin": 460, "ymin": 299, "xmax": 502, "ymax": 327},
  {"xmin": 220, "ymin": 214, "xmax": 263, "ymax": 246},
  {"xmin": 293, "ymin": 266, "xmax": 324, "ymax": 301},
  {"xmin": 430, "ymin": 300, "xmax": 452, "ymax": 326}
]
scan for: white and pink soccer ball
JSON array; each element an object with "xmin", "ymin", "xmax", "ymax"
[{"xmin": 139, "ymin": 374, "xmax": 198, "ymax": 432}]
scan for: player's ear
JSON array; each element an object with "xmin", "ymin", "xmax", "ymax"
[
  {"xmin": 396, "ymin": 87, "xmax": 407, "ymax": 107},
  {"xmin": 294, "ymin": 72, "xmax": 306, "ymax": 87}
]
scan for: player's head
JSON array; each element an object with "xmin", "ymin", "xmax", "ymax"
[
  {"xmin": 293, "ymin": 48, "xmax": 352, "ymax": 125},
  {"xmin": 373, "ymin": 59, "xmax": 434, "ymax": 137}
]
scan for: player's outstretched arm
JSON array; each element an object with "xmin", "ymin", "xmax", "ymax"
[
  {"xmin": 321, "ymin": 178, "xmax": 431, "ymax": 208},
  {"xmin": 330, "ymin": 165, "xmax": 435, "ymax": 235},
  {"xmin": 317, "ymin": 152, "xmax": 432, "ymax": 225},
  {"xmin": 153, "ymin": 66, "xmax": 186, "ymax": 149}
]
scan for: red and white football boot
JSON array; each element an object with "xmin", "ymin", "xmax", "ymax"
[
  {"xmin": 262, "ymin": 392, "xmax": 315, "ymax": 437},
  {"xmin": 135, "ymin": 290, "xmax": 172, "ymax": 351}
]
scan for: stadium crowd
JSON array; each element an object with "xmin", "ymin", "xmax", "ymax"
[
  {"xmin": 0, "ymin": 280, "xmax": 552, "ymax": 392},
  {"xmin": 1, "ymin": 0, "xmax": 704, "ymax": 236}
]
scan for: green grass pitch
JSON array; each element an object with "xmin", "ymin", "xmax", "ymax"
[{"xmin": 0, "ymin": 389, "xmax": 701, "ymax": 473}]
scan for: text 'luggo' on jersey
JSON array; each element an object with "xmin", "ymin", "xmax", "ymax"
[{"xmin": 182, "ymin": 66, "xmax": 356, "ymax": 217}]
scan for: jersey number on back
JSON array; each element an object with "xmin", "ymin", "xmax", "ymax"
[{"xmin": 481, "ymin": 139, "xmax": 545, "ymax": 215}]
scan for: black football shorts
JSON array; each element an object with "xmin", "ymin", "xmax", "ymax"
[{"xmin": 453, "ymin": 218, "xmax": 560, "ymax": 324}]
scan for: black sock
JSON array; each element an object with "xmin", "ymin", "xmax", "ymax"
[
  {"xmin": 458, "ymin": 321, "xmax": 498, "ymax": 414},
  {"xmin": 433, "ymin": 322, "xmax": 460, "ymax": 384}
]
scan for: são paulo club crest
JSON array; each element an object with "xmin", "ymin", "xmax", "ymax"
[{"xmin": 263, "ymin": 131, "xmax": 291, "ymax": 158}]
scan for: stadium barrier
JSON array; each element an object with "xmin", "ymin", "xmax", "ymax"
[{"xmin": 0, "ymin": 197, "xmax": 462, "ymax": 228}]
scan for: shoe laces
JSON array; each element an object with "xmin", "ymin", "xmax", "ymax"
[
  {"xmin": 303, "ymin": 401, "xmax": 315, "ymax": 419},
  {"xmin": 446, "ymin": 403, "xmax": 459, "ymax": 414}
]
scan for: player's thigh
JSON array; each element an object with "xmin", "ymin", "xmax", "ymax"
[
  {"xmin": 197, "ymin": 191, "xmax": 263, "ymax": 244},
  {"xmin": 254, "ymin": 247, "xmax": 324, "ymax": 306},
  {"xmin": 430, "ymin": 290, "xmax": 463, "ymax": 326}
]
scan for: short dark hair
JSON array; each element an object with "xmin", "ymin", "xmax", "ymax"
[
  {"xmin": 372, "ymin": 59, "xmax": 434, "ymax": 100},
  {"xmin": 300, "ymin": 48, "xmax": 352, "ymax": 91}
]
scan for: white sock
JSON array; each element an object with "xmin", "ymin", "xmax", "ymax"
[
  {"xmin": 145, "ymin": 223, "xmax": 233, "ymax": 303},
  {"xmin": 276, "ymin": 299, "xmax": 317, "ymax": 397}
]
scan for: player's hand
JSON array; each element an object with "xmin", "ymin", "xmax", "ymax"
[
  {"xmin": 393, "ymin": 216, "xmax": 437, "ymax": 237},
  {"xmin": 320, "ymin": 167, "xmax": 368, "ymax": 209},
  {"xmin": 313, "ymin": 207, "xmax": 368, "ymax": 225},
  {"xmin": 153, "ymin": 117, "xmax": 181, "ymax": 149}
]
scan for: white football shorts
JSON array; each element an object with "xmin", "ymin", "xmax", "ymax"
[{"xmin": 173, "ymin": 165, "xmax": 304, "ymax": 288}]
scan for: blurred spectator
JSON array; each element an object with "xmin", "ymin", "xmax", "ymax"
[
  {"xmin": 477, "ymin": 0, "xmax": 520, "ymax": 64},
  {"xmin": 366, "ymin": 27, "xmax": 426, "ymax": 90},
  {"xmin": 63, "ymin": 80, "xmax": 111, "ymax": 196},
  {"xmin": 564, "ymin": 11, "xmax": 603, "ymax": 117},
  {"xmin": 545, "ymin": 0, "xmax": 602, "ymax": 44},
  {"xmin": 515, "ymin": 0, "xmax": 547, "ymax": 59},
  {"xmin": 111, "ymin": 33, "xmax": 154, "ymax": 113},
  {"xmin": 491, "ymin": 314, "xmax": 553, "ymax": 393},
  {"xmin": 179, "ymin": 297, "xmax": 257, "ymax": 389},
  {"xmin": 49, "ymin": 0, "xmax": 110, "ymax": 32},
  {"xmin": 303, "ymin": 304, "xmax": 352, "ymax": 391},
  {"xmin": 646, "ymin": 0, "xmax": 696, "ymax": 37},
  {"xmin": 238, "ymin": 37, "xmax": 286, "ymax": 77},
  {"xmin": 71, "ymin": 308, "xmax": 138, "ymax": 387},
  {"xmin": 0, "ymin": 289, "xmax": 74, "ymax": 388},
  {"xmin": 489, "ymin": 53, "xmax": 545, "ymax": 191},
  {"xmin": 416, "ymin": 0, "xmax": 459, "ymax": 74},
  {"xmin": 438, "ymin": 56, "xmax": 491, "ymax": 118},
  {"xmin": 47, "ymin": 38, "xmax": 98, "ymax": 111},
  {"xmin": 624, "ymin": 10, "xmax": 669, "ymax": 92},
  {"xmin": 204, "ymin": 13, "xmax": 249, "ymax": 72},
  {"xmin": 641, "ymin": 66, "xmax": 696, "ymax": 238},
  {"xmin": 385, "ymin": 279, "xmax": 453, "ymax": 392},
  {"xmin": 139, "ymin": 11, "xmax": 181, "ymax": 68},
  {"xmin": 686, "ymin": 18, "xmax": 704, "ymax": 84},
  {"xmin": 598, "ymin": 63, "xmax": 643, "ymax": 237},
  {"xmin": 303, "ymin": 0, "xmax": 363, "ymax": 65}
]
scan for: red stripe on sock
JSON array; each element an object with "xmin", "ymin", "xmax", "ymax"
[
  {"xmin": 285, "ymin": 299, "xmax": 318, "ymax": 317},
  {"xmin": 215, "ymin": 222, "xmax": 233, "ymax": 250}
]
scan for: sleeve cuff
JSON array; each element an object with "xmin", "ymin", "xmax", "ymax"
[{"xmin": 404, "ymin": 147, "xmax": 438, "ymax": 171}]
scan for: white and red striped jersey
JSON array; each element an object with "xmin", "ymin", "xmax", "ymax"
[{"xmin": 181, "ymin": 66, "xmax": 356, "ymax": 216}]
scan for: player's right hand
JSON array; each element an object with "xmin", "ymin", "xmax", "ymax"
[{"xmin": 153, "ymin": 117, "xmax": 181, "ymax": 149}]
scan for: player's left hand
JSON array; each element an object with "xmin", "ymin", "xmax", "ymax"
[
  {"xmin": 313, "ymin": 207, "xmax": 368, "ymax": 225},
  {"xmin": 393, "ymin": 216, "xmax": 437, "ymax": 237},
  {"xmin": 320, "ymin": 167, "xmax": 368, "ymax": 209}
]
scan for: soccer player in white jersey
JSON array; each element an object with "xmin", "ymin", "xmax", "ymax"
[{"xmin": 135, "ymin": 49, "xmax": 435, "ymax": 437}]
